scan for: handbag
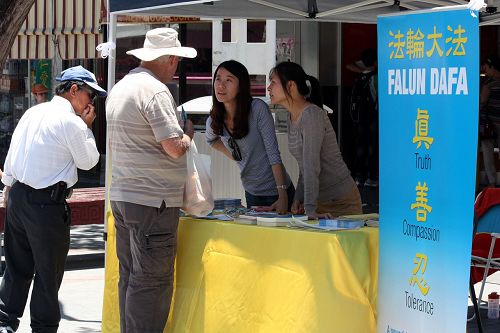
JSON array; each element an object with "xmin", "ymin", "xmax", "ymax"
[
  {"xmin": 182, "ymin": 141, "xmax": 214, "ymax": 216},
  {"xmin": 479, "ymin": 116, "xmax": 497, "ymax": 140}
]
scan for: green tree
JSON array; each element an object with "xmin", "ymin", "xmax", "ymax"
[{"xmin": 0, "ymin": 0, "xmax": 35, "ymax": 69}]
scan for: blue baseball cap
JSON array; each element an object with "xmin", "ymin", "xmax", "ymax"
[{"xmin": 56, "ymin": 65, "xmax": 107, "ymax": 96}]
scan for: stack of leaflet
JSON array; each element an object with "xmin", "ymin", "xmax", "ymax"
[
  {"xmin": 288, "ymin": 216, "xmax": 369, "ymax": 231},
  {"xmin": 233, "ymin": 214, "xmax": 258, "ymax": 225},
  {"xmin": 255, "ymin": 213, "xmax": 308, "ymax": 227},
  {"xmin": 213, "ymin": 198, "xmax": 242, "ymax": 211},
  {"xmin": 213, "ymin": 199, "xmax": 225, "ymax": 211},
  {"xmin": 234, "ymin": 212, "xmax": 308, "ymax": 227},
  {"xmin": 337, "ymin": 213, "xmax": 379, "ymax": 227}
]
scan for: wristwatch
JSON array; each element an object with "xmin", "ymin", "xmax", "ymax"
[{"xmin": 276, "ymin": 184, "xmax": 287, "ymax": 190}]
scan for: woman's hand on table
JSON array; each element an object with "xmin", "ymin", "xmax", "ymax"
[
  {"xmin": 270, "ymin": 193, "xmax": 288, "ymax": 215},
  {"xmin": 291, "ymin": 200, "xmax": 304, "ymax": 215},
  {"xmin": 309, "ymin": 212, "xmax": 334, "ymax": 220}
]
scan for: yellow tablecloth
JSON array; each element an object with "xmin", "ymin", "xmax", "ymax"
[{"xmin": 102, "ymin": 216, "xmax": 379, "ymax": 333}]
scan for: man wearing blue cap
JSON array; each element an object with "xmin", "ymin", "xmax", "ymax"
[{"xmin": 0, "ymin": 65, "xmax": 106, "ymax": 333}]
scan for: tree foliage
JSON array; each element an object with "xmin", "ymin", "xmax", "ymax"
[{"xmin": 0, "ymin": 0, "xmax": 36, "ymax": 70}]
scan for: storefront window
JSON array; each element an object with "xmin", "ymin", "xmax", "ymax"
[
  {"xmin": 115, "ymin": 23, "xmax": 213, "ymax": 104},
  {"xmin": 0, "ymin": 60, "xmax": 29, "ymax": 169},
  {"xmin": 0, "ymin": 58, "xmax": 106, "ymax": 188}
]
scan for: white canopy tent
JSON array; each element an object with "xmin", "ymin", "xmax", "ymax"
[
  {"xmin": 102, "ymin": 0, "xmax": 498, "ymax": 167},
  {"xmin": 105, "ymin": 0, "xmax": 500, "ymax": 92},
  {"xmin": 101, "ymin": 0, "xmax": 497, "ymax": 223},
  {"xmin": 109, "ymin": 0, "xmax": 484, "ymax": 22}
]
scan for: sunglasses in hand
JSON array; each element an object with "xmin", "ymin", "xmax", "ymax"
[{"xmin": 228, "ymin": 137, "xmax": 242, "ymax": 161}]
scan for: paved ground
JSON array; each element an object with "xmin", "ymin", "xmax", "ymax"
[
  {"xmin": 468, "ymin": 271, "xmax": 500, "ymax": 333},
  {"xmin": 65, "ymin": 224, "xmax": 105, "ymax": 270},
  {"xmin": 0, "ymin": 224, "xmax": 105, "ymax": 332},
  {"xmin": 14, "ymin": 268, "xmax": 105, "ymax": 333}
]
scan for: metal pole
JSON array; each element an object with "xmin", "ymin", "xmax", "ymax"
[{"xmin": 103, "ymin": 11, "xmax": 117, "ymax": 236}]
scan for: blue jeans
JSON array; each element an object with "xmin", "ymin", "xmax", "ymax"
[{"xmin": 245, "ymin": 184, "xmax": 295, "ymax": 211}]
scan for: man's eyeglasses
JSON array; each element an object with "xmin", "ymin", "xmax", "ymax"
[
  {"xmin": 228, "ymin": 137, "xmax": 242, "ymax": 161},
  {"xmin": 81, "ymin": 86, "xmax": 97, "ymax": 104}
]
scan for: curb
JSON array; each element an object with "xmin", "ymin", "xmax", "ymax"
[
  {"xmin": 0, "ymin": 252, "xmax": 105, "ymax": 276},
  {"xmin": 66, "ymin": 251, "xmax": 105, "ymax": 269}
]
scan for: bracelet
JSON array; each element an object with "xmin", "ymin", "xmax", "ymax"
[{"xmin": 276, "ymin": 184, "xmax": 287, "ymax": 190}]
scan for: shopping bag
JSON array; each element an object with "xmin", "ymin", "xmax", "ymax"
[{"xmin": 182, "ymin": 141, "xmax": 214, "ymax": 216}]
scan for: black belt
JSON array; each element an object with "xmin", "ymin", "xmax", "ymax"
[{"xmin": 17, "ymin": 181, "xmax": 73, "ymax": 202}]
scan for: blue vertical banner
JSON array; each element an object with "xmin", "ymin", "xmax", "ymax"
[{"xmin": 378, "ymin": 7, "xmax": 478, "ymax": 333}]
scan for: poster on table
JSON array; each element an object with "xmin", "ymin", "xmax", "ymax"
[{"xmin": 377, "ymin": 7, "xmax": 478, "ymax": 333}]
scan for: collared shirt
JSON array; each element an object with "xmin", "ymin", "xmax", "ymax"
[
  {"xmin": 2, "ymin": 96, "xmax": 100, "ymax": 189},
  {"xmin": 106, "ymin": 67, "xmax": 186, "ymax": 208}
]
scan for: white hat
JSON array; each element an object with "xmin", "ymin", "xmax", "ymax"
[{"xmin": 126, "ymin": 28, "xmax": 197, "ymax": 61}]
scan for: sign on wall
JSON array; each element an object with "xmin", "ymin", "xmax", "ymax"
[
  {"xmin": 377, "ymin": 7, "xmax": 479, "ymax": 332},
  {"xmin": 32, "ymin": 59, "xmax": 51, "ymax": 91}
]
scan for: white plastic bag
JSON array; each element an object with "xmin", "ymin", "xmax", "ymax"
[{"xmin": 182, "ymin": 141, "xmax": 214, "ymax": 216}]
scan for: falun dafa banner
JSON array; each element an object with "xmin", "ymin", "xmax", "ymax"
[{"xmin": 377, "ymin": 7, "xmax": 478, "ymax": 333}]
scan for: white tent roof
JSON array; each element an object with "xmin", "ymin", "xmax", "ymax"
[{"xmin": 109, "ymin": 0, "xmax": 499, "ymax": 25}]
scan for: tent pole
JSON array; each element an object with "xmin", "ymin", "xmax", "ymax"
[
  {"xmin": 103, "ymin": 12, "xmax": 117, "ymax": 236},
  {"xmin": 106, "ymin": 13, "xmax": 117, "ymax": 93}
]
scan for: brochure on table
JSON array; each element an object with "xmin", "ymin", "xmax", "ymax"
[{"xmin": 377, "ymin": 7, "xmax": 478, "ymax": 333}]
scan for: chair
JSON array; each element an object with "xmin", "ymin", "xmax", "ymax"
[{"xmin": 469, "ymin": 187, "xmax": 500, "ymax": 328}]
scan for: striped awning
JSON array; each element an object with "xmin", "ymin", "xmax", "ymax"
[{"xmin": 9, "ymin": 0, "xmax": 105, "ymax": 60}]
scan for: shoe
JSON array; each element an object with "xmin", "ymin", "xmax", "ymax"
[
  {"xmin": 0, "ymin": 326, "xmax": 14, "ymax": 333},
  {"xmin": 364, "ymin": 178, "xmax": 378, "ymax": 187}
]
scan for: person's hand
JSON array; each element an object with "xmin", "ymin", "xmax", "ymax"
[
  {"xmin": 317, "ymin": 212, "xmax": 334, "ymax": 219},
  {"xmin": 270, "ymin": 193, "xmax": 288, "ymax": 215},
  {"xmin": 184, "ymin": 119, "xmax": 195, "ymax": 139},
  {"xmin": 80, "ymin": 104, "xmax": 96, "ymax": 128},
  {"xmin": 306, "ymin": 212, "xmax": 333, "ymax": 220},
  {"xmin": 2, "ymin": 186, "xmax": 10, "ymax": 209},
  {"xmin": 291, "ymin": 200, "xmax": 304, "ymax": 214}
]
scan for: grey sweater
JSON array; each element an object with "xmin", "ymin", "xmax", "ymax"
[{"xmin": 288, "ymin": 104, "xmax": 355, "ymax": 215}]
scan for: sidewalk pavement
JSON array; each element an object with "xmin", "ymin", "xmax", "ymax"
[
  {"xmin": 66, "ymin": 224, "xmax": 105, "ymax": 269},
  {"xmin": 0, "ymin": 223, "xmax": 105, "ymax": 274},
  {"xmin": 468, "ymin": 271, "xmax": 500, "ymax": 333}
]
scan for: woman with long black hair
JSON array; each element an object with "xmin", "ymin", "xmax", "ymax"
[
  {"xmin": 267, "ymin": 61, "xmax": 362, "ymax": 219},
  {"xmin": 206, "ymin": 60, "xmax": 294, "ymax": 213}
]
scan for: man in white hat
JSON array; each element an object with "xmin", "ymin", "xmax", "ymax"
[
  {"xmin": 106, "ymin": 27, "xmax": 196, "ymax": 333},
  {"xmin": 0, "ymin": 65, "xmax": 105, "ymax": 333}
]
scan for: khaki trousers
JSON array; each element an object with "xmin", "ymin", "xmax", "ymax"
[{"xmin": 316, "ymin": 184, "xmax": 363, "ymax": 217}]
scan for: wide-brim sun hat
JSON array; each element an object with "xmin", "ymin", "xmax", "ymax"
[
  {"xmin": 126, "ymin": 27, "xmax": 197, "ymax": 61},
  {"xmin": 55, "ymin": 65, "xmax": 107, "ymax": 96}
]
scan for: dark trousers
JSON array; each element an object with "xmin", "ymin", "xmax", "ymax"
[
  {"xmin": 111, "ymin": 201, "xmax": 179, "ymax": 333},
  {"xmin": 245, "ymin": 184, "xmax": 296, "ymax": 211},
  {"xmin": 0, "ymin": 182, "xmax": 70, "ymax": 333}
]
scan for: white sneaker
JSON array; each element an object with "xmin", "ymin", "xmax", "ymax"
[{"xmin": 0, "ymin": 326, "xmax": 14, "ymax": 333}]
